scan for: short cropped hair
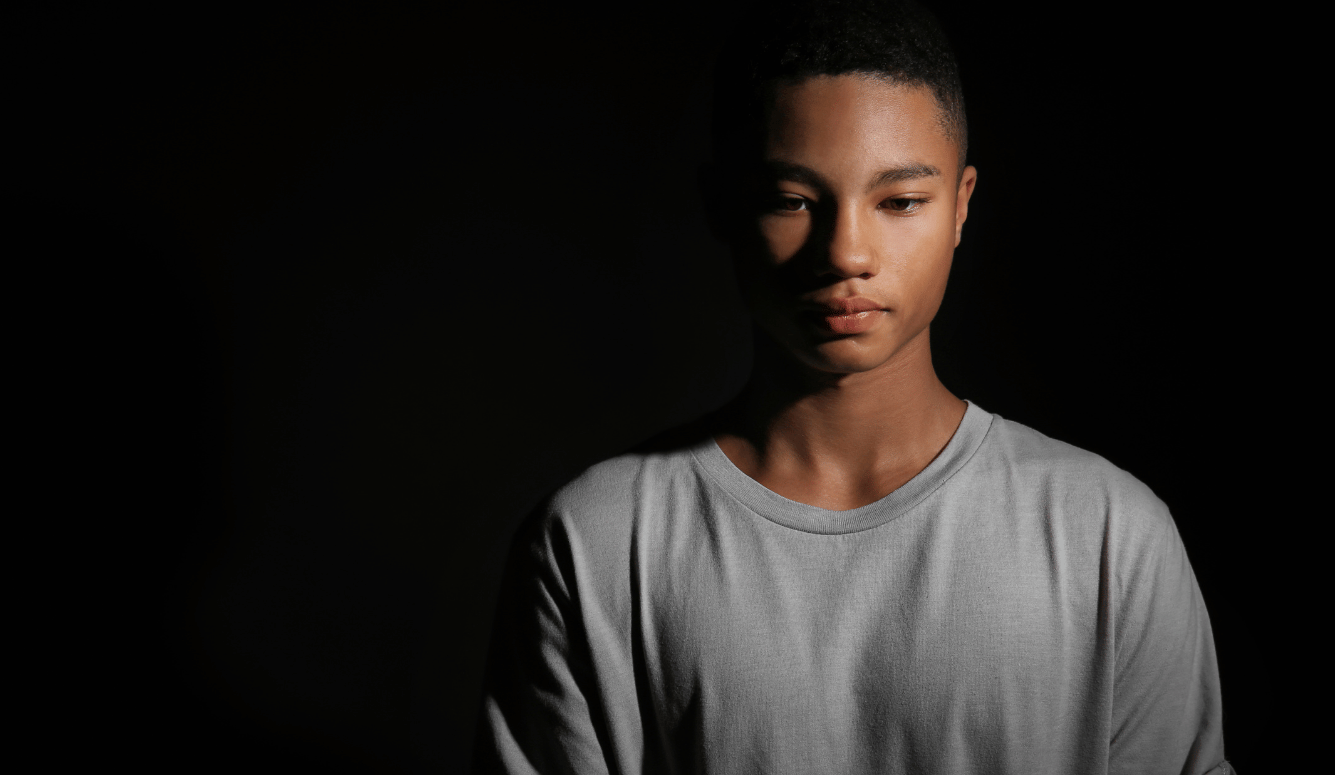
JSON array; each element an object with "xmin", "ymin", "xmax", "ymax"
[{"xmin": 711, "ymin": 0, "xmax": 968, "ymax": 179}]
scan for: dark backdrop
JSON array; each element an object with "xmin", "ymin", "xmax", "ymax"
[{"xmin": 17, "ymin": 1, "xmax": 1290, "ymax": 771}]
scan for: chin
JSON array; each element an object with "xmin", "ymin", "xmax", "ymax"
[{"xmin": 798, "ymin": 338, "xmax": 897, "ymax": 374}]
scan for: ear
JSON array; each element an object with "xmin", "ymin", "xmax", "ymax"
[{"xmin": 954, "ymin": 165, "xmax": 978, "ymax": 248}]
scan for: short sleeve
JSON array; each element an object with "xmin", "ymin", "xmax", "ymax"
[
  {"xmin": 1109, "ymin": 503, "xmax": 1230, "ymax": 775},
  {"xmin": 472, "ymin": 510, "xmax": 612, "ymax": 775}
]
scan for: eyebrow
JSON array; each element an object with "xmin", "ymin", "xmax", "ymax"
[
  {"xmin": 866, "ymin": 162, "xmax": 942, "ymax": 189},
  {"xmin": 761, "ymin": 160, "xmax": 942, "ymax": 193}
]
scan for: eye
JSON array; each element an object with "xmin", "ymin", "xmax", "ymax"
[
  {"xmin": 881, "ymin": 197, "xmax": 926, "ymax": 213},
  {"xmin": 771, "ymin": 195, "xmax": 809, "ymax": 214}
]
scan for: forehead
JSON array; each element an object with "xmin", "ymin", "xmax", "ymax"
[{"xmin": 762, "ymin": 75, "xmax": 954, "ymax": 178}]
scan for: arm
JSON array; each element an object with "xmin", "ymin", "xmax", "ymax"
[
  {"xmin": 1109, "ymin": 507, "xmax": 1233, "ymax": 775},
  {"xmin": 472, "ymin": 512, "xmax": 612, "ymax": 775}
]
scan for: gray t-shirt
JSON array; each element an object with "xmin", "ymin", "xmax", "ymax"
[{"xmin": 476, "ymin": 402, "xmax": 1232, "ymax": 774}]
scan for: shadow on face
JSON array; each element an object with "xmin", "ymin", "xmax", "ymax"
[{"xmin": 708, "ymin": 75, "xmax": 976, "ymax": 378}]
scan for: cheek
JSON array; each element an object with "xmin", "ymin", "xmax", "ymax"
[
  {"xmin": 758, "ymin": 216, "xmax": 809, "ymax": 263},
  {"xmin": 920, "ymin": 228, "xmax": 958, "ymax": 308},
  {"xmin": 882, "ymin": 216, "xmax": 956, "ymax": 305}
]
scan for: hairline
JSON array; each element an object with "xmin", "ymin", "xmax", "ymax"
[{"xmin": 755, "ymin": 71, "xmax": 968, "ymax": 185}]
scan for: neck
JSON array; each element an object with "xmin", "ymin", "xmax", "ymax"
[{"xmin": 714, "ymin": 326, "xmax": 966, "ymax": 509}]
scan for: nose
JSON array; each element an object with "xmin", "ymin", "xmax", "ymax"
[{"xmin": 814, "ymin": 203, "xmax": 878, "ymax": 280}]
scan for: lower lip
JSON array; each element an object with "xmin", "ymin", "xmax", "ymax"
[{"xmin": 808, "ymin": 310, "xmax": 884, "ymax": 335}]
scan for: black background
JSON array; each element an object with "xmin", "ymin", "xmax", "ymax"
[{"xmin": 15, "ymin": 1, "xmax": 1293, "ymax": 771}]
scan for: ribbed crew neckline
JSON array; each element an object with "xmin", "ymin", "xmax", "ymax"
[{"xmin": 689, "ymin": 400, "xmax": 994, "ymax": 535}]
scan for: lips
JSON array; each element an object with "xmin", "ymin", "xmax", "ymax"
[
  {"xmin": 800, "ymin": 297, "xmax": 887, "ymax": 335},
  {"xmin": 809, "ymin": 297, "xmax": 884, "ymax": 316}
]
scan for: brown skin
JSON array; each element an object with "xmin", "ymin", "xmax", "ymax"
[{"xmin": 709, "ymin": 74, "xmax": 978, "ymax": 511}]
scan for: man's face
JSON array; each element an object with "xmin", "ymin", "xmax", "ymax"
[{"xmin": 730, "ymin": 74, "xmax": 976, "ymax": 376}]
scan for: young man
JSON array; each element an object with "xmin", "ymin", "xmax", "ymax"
[{"xmin": 475, "ymin": 1, "xmax": 1231, "ymax": 772}]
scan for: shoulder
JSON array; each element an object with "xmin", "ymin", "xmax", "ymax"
[
  {"xmin": 977, "ymin": 411, "xmax": 1175, "ymax": 540},
  {"xmin": 557, "ymin": 416, "xmax": 713, "ymax": 512},
  {"xmin": 520, "ymin": 414, "xmax": 719, "ymax": 550}
]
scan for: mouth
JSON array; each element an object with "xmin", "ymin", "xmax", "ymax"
[
  {"xmin": 801, "ymin": 308, "xmax": 885, "ymax": 336},
  {"xmin": 799, "ymin": 297, "xmax": 887, "ymax": 335}
]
